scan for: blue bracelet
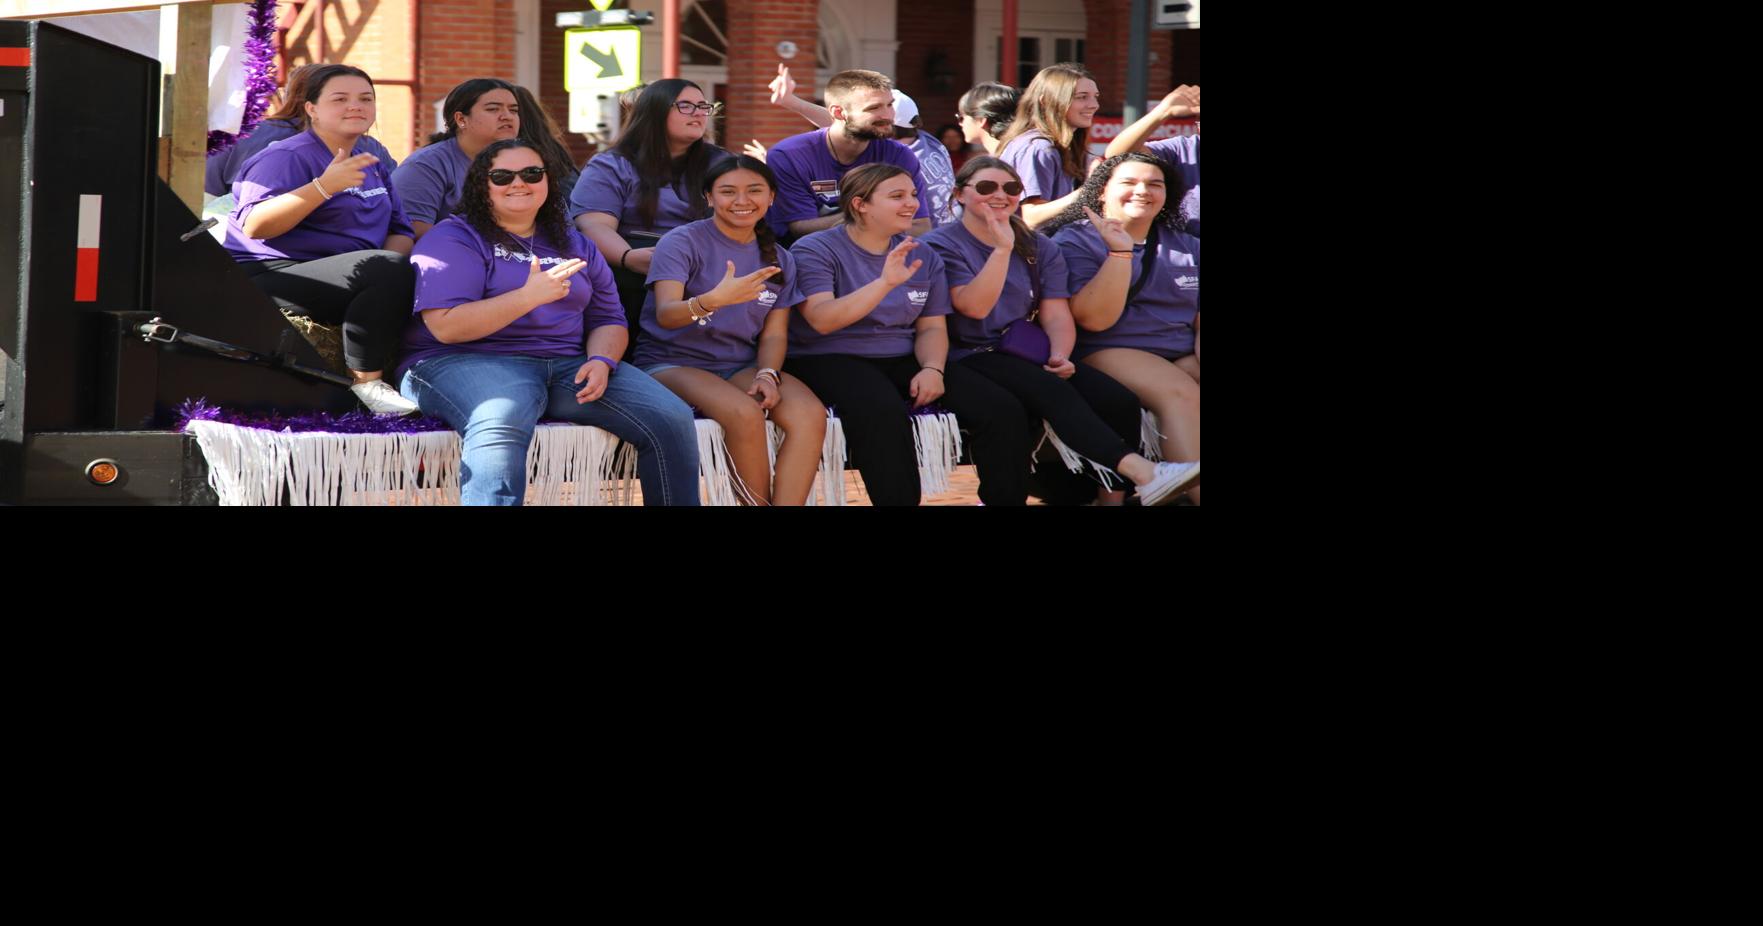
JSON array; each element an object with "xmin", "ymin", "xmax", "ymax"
[{"xmin": 588, "ymin": 354, "xmax": 618, "ymax": 372}]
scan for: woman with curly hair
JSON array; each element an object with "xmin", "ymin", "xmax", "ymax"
[
  {"xmin": 569, "ymin": 78, "xmax": 730, "ymax": 325},
  {"xmin": 997, "ymin": 64, "xmax": 1100, "ymax": 229},
  {"xmin": 922, "ymin": 156, "xmax": 1198, "ymax": 506},
  {"xmin": 396, "ymin": 138, "xmax": 700, "ymax": 506},
  {"xmin": 1045, "ymin": 152, "xmax": 1201, "ymax": 503}
]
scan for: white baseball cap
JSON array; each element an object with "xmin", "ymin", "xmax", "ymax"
[{"xmin": 891, "ymin": 89, "xmax": 921, "ymax": 127}]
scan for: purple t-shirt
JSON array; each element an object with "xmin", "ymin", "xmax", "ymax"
[
  {"xmin": 921, "ymin": 220, "xmax": 1070, "ymax": 355},
  {"xmin": 566, "ymin": 145, "xmax": 729, "ymax": 233},
  {"xmin": 224, "ymin": 130, "xmax": 414, "ymax": 263},
  {"xmin": 389, "ymin": 136, "xmax": 473, "ymax": 226},
  {"xmin": 764, "ymin": 130, "xmax": 929, "ymax": 229},
  {"xmin": 206, "ymin": 119, "xmax": 397, "ymax": 197},
  {"xmin": 786, "ymin": 227, "xmax": 951, "ymax": 359},
  {"xmin": 999, "ymin": 129, "xmax": 1079, "ymax": 203},
  {"xmin": 1147, "ymin": 135, "xmax": 1201, "ymax": 236},
  {"xmin": 397, "ymin": 216, "xmax": 624, "ymax": 379},
  {"xmin": 634, "ymin": 219, "xmax": 802, "ymax": 371},
  {"xmin": 1053, "ymin": 220, "xmax": 1200, "ymax": 359}
]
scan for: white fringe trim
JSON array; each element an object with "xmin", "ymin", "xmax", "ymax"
[
  {"xmin": 1140, "ymin": 409, "xmax": 1166, "ymax": 462},
  {"xmin": 526, "ymin": 422, "xmax": 622, "ymax": 506},
  {"xmin": 911, "ymin": 411, "xmax": 963, "ymax": 497},
  {"xmin": 1039, "ymin": 421, "xmax": 1122, "ymax": 492},
  {"xmin": 187, "ymin": 415, "xmax": 859, "ymax": 506}
]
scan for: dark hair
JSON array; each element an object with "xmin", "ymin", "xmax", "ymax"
[
  {"xmin": 456, "ymin": 138, "xmax": 579, "ymax": 260},
  {"xmin": 837, "ymin": 163, "xmax": 913, "ymax": 225},
  {"xmin": 998, "ymin": 64, "xmax": 1095, "ymax": 182},
  {"xmin": 511, "ymin": 84, "xmax": 580, "ymax": 183},
  {"xmin": 442, "ymin": 77, "xmax": 517, "ymax": 139},
  {"xmin": 300, "ymin": 64, "xmax": 375, "ymax": 107},
  {"xmin": 703, "ymin": 155, "xmax": 786, "ymax": 290},
  {"xmin": 265, "ymin": 63, "xmax": 323, "ymax": 126},
  {"xmin": 613, "ymin": 78, "xmax": 718, "ymax": 228},
  {"xmin": 1040, "ymin": 152, "xmax": 1186, "ymax": 237},
  {"xmin": 937, "ymin": 123, "xmax": 964, "ymax": 142},
  {"xmin": 958, "ymin": 81, "xmax": 1020, "ymax": 141},
  {"xmin": 954, "ymin": 156, "xmax": 1037, "ymax": 266}
]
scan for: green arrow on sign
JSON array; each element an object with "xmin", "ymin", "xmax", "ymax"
[{"xmin": 580, "ymin": 43, "xmax": 623, "ymax": 78}]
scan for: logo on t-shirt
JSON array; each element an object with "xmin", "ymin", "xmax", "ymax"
[
  {"xmin": 345, "ymin": 185, "xmax": 390, "ymax": 199},
  {"xmin": 1175, "ymin": 274, "xmax": 1199, "ymax": 290},
  {"xmin": 907, "ymin": 289, "xmax": 930, "ymax": 307},
  {"xmin": 757, "ymin": 288, "xmax": 779, "ymax": 308},
  {"xmin": 492, "ymin": 244, "xmax": 563, "ymax": 267}
]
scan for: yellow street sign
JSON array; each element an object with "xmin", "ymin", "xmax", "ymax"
[
  {"xmin": 589, "ymin": 0, "xmax": 616, "ymax": 11},
  {"xmin": 564, "ymin": 27, "xmax": 642, "ymax": 95}
]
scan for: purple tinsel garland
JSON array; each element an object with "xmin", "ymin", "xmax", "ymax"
[
  {"xmin": 206, "ymin": 0, "xmax": 281, "ymax": 155},
  {"xmin": 176, "ymin": 398, "xmax": 450, "ymax": 435}
]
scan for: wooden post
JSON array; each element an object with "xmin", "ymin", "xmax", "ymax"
[{"xmin": 166, "ymin": 1, "xmax": 209, "ymax": 213}]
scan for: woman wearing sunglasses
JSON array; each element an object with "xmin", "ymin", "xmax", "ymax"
[
  {"xmin": 223, "ymin": 64, "xmax": 419, "ymax": 416},
  {"xmin": 785, "ymin": 163, "xmax": 1026, "ymax": 506},
  {"xmin": 636, "ymin": 156, "xmax": 827, "ymax": 505},
  {"xmin": 396, "ymin": 139, "xmax": 700, "ymax": 506},
  {"xmin": 570, "ymin": 79, "xmax": 730, "ymax": 327},
  {"xmin": 1046, "ymin": 153, "xmax": 1201, "ymax": 505},
  {"xmin": 923, "ymin": 157, "xmax": 1198, "ymax": 506}
]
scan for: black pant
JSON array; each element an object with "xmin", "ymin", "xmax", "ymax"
[
  {"xmin": 958, "ymin": 352, "xmax": 1141, "ymax": 480},
  {"xmin": 785, "ymin": 352, "xmax": 1030, "ymax": 506},
  {"xmin": 244, "ymin": 250, "xmax": 413, "ymax": 373}
]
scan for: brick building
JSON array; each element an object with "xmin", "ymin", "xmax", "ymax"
[{"xmin": 271, "ymin": 0, "xmax": 1199, "ymax": 164}]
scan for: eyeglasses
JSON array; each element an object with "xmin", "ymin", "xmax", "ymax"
[
  {"xmin": 489, "ymin": 166, "xmax": 547, "ymax": 186},
  {"xmin": 967, "ymin": 180, "xmax": 1023, "ymax": 196},
  {"xmin": 673, "ymin": 101, "xmax": 725, "ymax": 116}
]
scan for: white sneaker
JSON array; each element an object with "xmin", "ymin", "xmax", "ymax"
[
  {"xmin": 351, "ymin": 379, "xmax": 420, "ymax": 416},
  {"xmin": 1137, "ymin": 460, "xmax": 1200, "ymax": 507}
]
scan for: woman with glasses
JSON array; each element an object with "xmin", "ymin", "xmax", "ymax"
[
  {"xmin": 570, "ymin": 79, "xmax": 731, "ymax": 327},
  {"xmin": 922, "ymin": 156, "xmax": 1198, "ymax": 506},
  {"xmin": 396, "ymin": 138, "xmax": 701, "ymax": 506},
  {"xmin": 1046, "ymin": 153, "xmax": 1202, "ymax": 505},
  {"xmin": 392, "ymin": 77, "xmax": 521, "ymax": 239},
  {"xmin": 222, "ymin": 64, "xmax": 419, "ymax": 416}
]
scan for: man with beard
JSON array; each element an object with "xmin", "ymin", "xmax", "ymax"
[{"xmin": 762, "ymin": 69, "xmax": 932, "ymax": 247}]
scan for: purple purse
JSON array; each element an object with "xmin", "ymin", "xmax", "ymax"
[{"xmin": 995, "ymin": 246, "xmax": 1051, "ymax": 365}]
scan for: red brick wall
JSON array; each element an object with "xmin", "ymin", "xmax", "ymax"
[
  {"xmin": 1082, "ymin": 0, "xmax": 1175, "ymax": 115},
  {"xmin": 417, "ymin": 1, "xmax": 517, "ymax": 146},
  {"xmin": 725, "ymin": 0, "xmax": 820, "ymax": 150},
  {"xmin": 894, "ymin": 3, "xmax": 973, "ymax": 140}
]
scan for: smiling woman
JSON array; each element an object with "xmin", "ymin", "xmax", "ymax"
[
  {"xmin": 394, "ymin": 138, "xmax": 702, "ymax": 506},
  {"xmin": 220, "ymin": 63, "xmax": 420, "ymax": 415}
]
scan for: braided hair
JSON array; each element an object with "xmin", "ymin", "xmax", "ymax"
[
  {"xmin": 703, "ymin": 155, "xmax": 787, "ymax": 290},
  {"xmin": 455, "ymin": 138, "xmax": 580, "ymax": 260},
  {"xmin": 1040, "ymin": 152, "xmax": 1187, "ymax": 237}
]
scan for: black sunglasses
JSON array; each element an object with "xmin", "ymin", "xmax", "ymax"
[
  {"xmin": 968, "ymin": 179, "xmax": 1023, "ymax": 196},
  {"xmin": 489, "ymin": 166, "xmax": 547, "ymax": 186}
]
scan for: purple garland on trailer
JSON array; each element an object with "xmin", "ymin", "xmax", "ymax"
[{"xmin": 206, "ymin": 0, "xmax": 281, "ymax": 155}]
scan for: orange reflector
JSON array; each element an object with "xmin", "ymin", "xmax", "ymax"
[{"xmin": 86, "ymin": 460, "xmax": 120, "ymax": 485}]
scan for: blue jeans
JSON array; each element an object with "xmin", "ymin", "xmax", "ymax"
[{"xmin": 401, "ymin": 352, "xmax": 701, "ymax": 506}]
